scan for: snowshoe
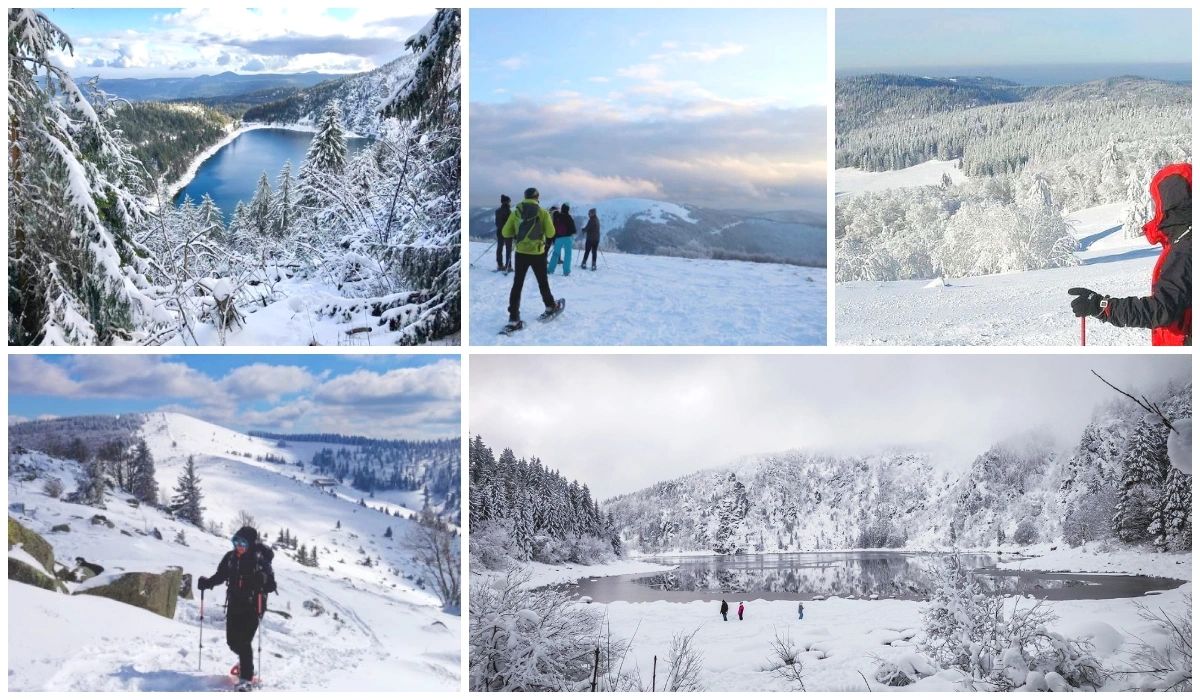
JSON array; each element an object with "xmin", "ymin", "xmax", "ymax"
[
  {"xmin": 234, "ymin": 679, "xmax": 254, "ymax": 692},
  {"xmin": 499, "ymin": 320, "xmax": 525, "ymax": 336},
  {"xmin": 538, "ymin": 299, "xmax": 566, "ymax": 322}
]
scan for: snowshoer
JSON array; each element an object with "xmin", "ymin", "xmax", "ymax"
[
  {"xmin": 720, "ymin": 599, "xmax": 729, "ymax": 621},
  {"xmin": 798, "ymin": 602, "xmax": 804, "ymax": 620},
  {"xmin": 581, "ymin": 208, "xmax": 601, "ymax": 271},
  {"xmin": 495, "ymin": 194, "xmax": 513, "ymax": 272},
  {"xmin": 1069, "ymin": 163, "xmax": 1191, "ymax": 345},
  {"xmin": 549, "ymin": 203, "xmax": 577, "ymax": 276},
  {"xmin": 545, "ymin": 206, "xmax": 559, "ymax": 263},
  {"xmin": 198, "ymin": 526, "xmax": 276, "ymax": 692},
  {"xmin": 738, "ymin": 602, "xmax": 745, "ymax": 621},
  {"xmin": 502, "ymin": 188, "xmax": 559, "ymax": 328}
]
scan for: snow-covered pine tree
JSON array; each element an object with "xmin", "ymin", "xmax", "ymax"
[
  {"xmin": 248, "ymin": 172, "xmax": 274, "ymax": 240},
  {"xmin": 8, "ymin": 9, "xmax": 156, "ymax": 344},
  {"xmin": 272, "ymin": 161, "xmax": 295, "ymax": 238},
  {"xmin": 198, "ymin": 193, "xmax": 224, "ymax": 239},
  {"xmin": 302, "ymin": 100, "xmax": 347, "ymax": 180},
  {"xmin": 381, "ymin": 9, "xmax": 460, "ymax": 130},
  {"xmin": 170, "ymin": 455, "xmax": 205, "ymax": 526},
  {"xmin": 1150, "ymin": 468, "xmax": 1191, "ymax": 551},
  {"xmin": 74, "ymin": 459, "xmax": 109, "ymax": 506},
  {"xmin": 129, "ymin": 438, "xmax": 158, "ymax": 505},
  {"xmin": 510, "ymin": 490, "xmax": 535, "ymax": 561},
  {"xmin": 1114, "ymin": 420, "xmax": 1170, "ymax": 544}
]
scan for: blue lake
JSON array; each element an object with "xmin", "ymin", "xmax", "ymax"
[{"xmin": 173, "ymin": 128, "xmax": 370, "ymax": 222}]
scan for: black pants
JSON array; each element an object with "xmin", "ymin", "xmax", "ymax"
[
  {"xmin": 495, "ymin": 232, "xmax": 512, "ymax": 270},
  {"xmin": 581, "ymin": 239, "xmax": 599, "ymax": 267},
  {"xmin": 227, "ymin": 609, "xmax": 260, "ymax": 680},
  {"xmin": 508, "ymin": 252, "xmax": 555, "ymax": 322},
  {"xmin": 721, "ymin": 612, "xmax": 728, "ymax": 621}
]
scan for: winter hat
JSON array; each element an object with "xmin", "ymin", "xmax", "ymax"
[
  {"xmin": 233, "ymin": 525, "xmax": 258, "ymax": 545},
  {"xmin": 524, "ymin": 187, "xmax": 539, "ymax": 199},
  {"xmin": 500, "ymin": 194, "xmax": 511, "ymax": 205},
  {"xmin": 561, "ymin": 203, "xmax": 571, "ymax": 213}
]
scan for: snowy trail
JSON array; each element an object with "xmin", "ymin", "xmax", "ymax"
[
  {"xmin": 469, "ymin": 243, "xmax": 826, "ymax": 345},
  {"xmin": 836, "ymin": 202, "xmax": 1159, "ymax": 346}
]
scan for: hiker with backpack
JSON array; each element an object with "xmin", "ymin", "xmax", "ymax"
[
  {"xmin": 549, "ymin": 203, "xmax": 577, "ymax": 276},
  {"xmin": 720, "ymin": 598, "xmax": 729, "ymax": 621},
  {"xmin": 501, "ymin": 187, "xmax": 560, "ymax": 331},
  {"xmin": 1069, "ymin": 163, "xmax": 1192, "ymax": 345},
  {"xmin": 581, "ymin": 208, "xmax": 601, "ymax": 271},
  {"xmin": 495, "ymin": 194, "xmax": 513, "ymax": 272},
  {"xmin": 198, "ymin": 526, "xmax": 276, "ymax": 692}
]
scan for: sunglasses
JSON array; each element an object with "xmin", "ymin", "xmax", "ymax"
[{"xmin": 231, "ymin": 537, "xmax": 248, "ymax": 548}]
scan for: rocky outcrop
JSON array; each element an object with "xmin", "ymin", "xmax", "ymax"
[
  {"xmin": 8, "ymin": 517, "xmax": 55, "ymax": 572},
  {"xmin": 8, "ymin": 558, "xmax": 64, "ymax": 592},
  {"xmin": 76, "ymin": 568, "xmax": 183, "ymax": 619}
]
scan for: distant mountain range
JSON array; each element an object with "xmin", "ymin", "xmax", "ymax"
[
  {"xmin": 79, "ymin": 70, "xmax": 342, "ymax": 102},
  {"xmin": 470, "ymin": 197, "xmax": 826, "ymax": 267}
]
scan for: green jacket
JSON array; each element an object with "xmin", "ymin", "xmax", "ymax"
[{"xmin": 501, "ymin": 199, "xmax": 556, "ymax": 255}]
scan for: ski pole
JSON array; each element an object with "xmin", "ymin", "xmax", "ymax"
[
  {"xmin": 257, "ymin": 593, "xmax": 264, "ymax": 682},
  {"xmin": 470, "ymin": 241, "xmax": 496, "ymax": 268},
  {"xmin": 1080, "ymin": 316, "xmax": 1086, "ymax": 346},
  {"xmin": 198, "ymin": 589, "xmax": 205, "ymax": 671}
]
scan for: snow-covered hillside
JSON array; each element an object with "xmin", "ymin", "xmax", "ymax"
[
  {"xmin": 242, "ymin": 54, "xmax": 419, "ymax": 137},
  {"xmin": 606, "ymin": 378, "xmax": 1191, "ymax": 555},
  {"xmin": 837, "ymin": 202, "xmax": 1161, "ymax": 345},
  {"xmin": 836, "ymin": 159, "xmax": 967, "ymax": 197},
  {"xmin": 8, "ymin": 412, "xmax": 460, "ymax": 691},
  {"xmin": 469, "ymin": 243, "xmax": 826, "ymax": 345}
]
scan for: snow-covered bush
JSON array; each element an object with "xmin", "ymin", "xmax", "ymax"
[
  {"xmin": 921, "ymin": 554, "xmax": 1104, "ymax": 691},
  {"xmin": 660, "ymin": 629, "xmax": 705, "ymax": 692},
  {"xmin": 1128, "ymin": 595, "xmax": 1191, "ymax": 691},
  {"xmin": 761, "ymin": 628, "xmax": 807, "ymax": 690},
  {"xmin": 41, "ymin": 478, "xmax": 65, "ymax": 499},
  {"xmin": 469, "ymin": 523, "xmax": 512, "ymax": 571},
  {"xmin": 469, "ymin": 569, "xmax": 624, "ymax": 691},
  {"xmin": 1013, "ymin": 518, "xmax": 1039, "ymax": 546}
]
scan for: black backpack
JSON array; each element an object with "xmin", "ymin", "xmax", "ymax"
[{"xmin": 515, "ymin": 203, "xmax": 543, "ymax": 243}]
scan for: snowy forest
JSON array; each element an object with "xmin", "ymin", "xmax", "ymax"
[
  {"xmin": 468, "ymin": 436, "xmax": 622, "ymax": 570},
  {"xmin": 607, "ymin": 378, "xmax": 1191, "ymax": 555},
  {"xmin": 8, "ymin": 9, "xmax": 460, "ymax": 345},
  {"xmin": 835, "ymin": 75, "xmax": 1191, "ymax": 282}
]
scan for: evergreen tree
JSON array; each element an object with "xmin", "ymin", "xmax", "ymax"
[
  {"xmin": 272, "ymin": 160, "xmax": 294, "ymax": 237},
  {"xmin": 302, "ymin": 100, "xmax": 347, "ymax": 178},
  {"xmin": 247, "ymin": 172, "xmax": 274, "ymax": 240},
  {"xmin": 509, "ymin": 491, "xmax": 534, "ymax": 562},
  {"xmin": 129, "ymin": 438, "xmax": 158, "ymax": 505},
  {"xmin": 381, "ymin": 9, "xmax": 460, "ymax": 130},
  {"xmin": 384, "ymin": 526, "xmax": 393, "ymax": 538},
  {"xmin": 1114, "ymin": 421, "xmax": 1170, "ymax": 544},
  {"xmin": 74, "ymin": 459, "xmax": 109, "ymax": 506},
  {"xmin": 198, "ymin": 193, "xmax": 225, "ymax": 239},
  {"xmin": 311, "ymin": 544, "xmax": 319, "ymax": 567},
  {"xmin": 1150, "ymin": 469, "xmax": 1192, "ymax": 551},
  {"xmin": 170, "ymin": 455, "xmax": 205, "ymax": 526},
  {"xmin": 8, "ymin": 10, "xmax": 154, "ymax": 345},
  {"xmin": 298, "ymin": 543, "xmax": 309, "ymax": 566}
]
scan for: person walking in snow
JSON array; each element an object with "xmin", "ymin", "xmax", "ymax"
[
  {"xmin": 581, "ymin": 208, "xmax": 601, "ymax": 271},
  {"xmin": 1069, "ymin": 163, "xmax": 1191, "ymax": 345},
  {"xmin": 738, "ymin": 602, "xmax": 745, "ymax": 621},
  {"xmin": 198, "ymin": 526, "xmax": 276, "ymax": 692},
  {"xmin": 501, "ymin": 187, "xmax": 559, "ymax": 327},
  {"xmin": 495, "ymin": 194, "xmax": 513, "ymax": 272},
  {"xmin": 798, "ymin": 602, "xmax": 804, "ymax": 620},
  {"xmin": 545, "ymin": 206, "xmax": 559, "ymax": 263},
  {"xmin": 549, "ymin": 203, "xmax": 577, "ymax": 276},
  {"xmin": 720, "ymin": 598, "xmax": 729, "ymax": 621}
]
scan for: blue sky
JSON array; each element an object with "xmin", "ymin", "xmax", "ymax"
[
  {"xmin": 470, "ymin": 9, "xmax": 827, "ymax": 212},
  {"xmin": 39, "ymin": 7, "xmax": 435, "ymax": 78},
  {"xmin": 838, "ymin": 9, "xmax": 1192, "ymax": 74},
  {"xmin": 10, "ymin": 355, "xmax": 459, "ymax": 440}
]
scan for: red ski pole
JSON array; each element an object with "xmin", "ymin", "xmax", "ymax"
[{"xmin": 1080, "ymin": 316, "xmax": 1087, "ymax": 346}]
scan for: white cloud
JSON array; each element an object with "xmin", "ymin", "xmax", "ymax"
[
  {"xmin": 508, "ymin": 166, "xmax": 663, "ymax": 202},
  {"xmin": 220, "ymin": 364, "xmax": 317, "ymax": 402},
  {"xmin": 678, "ymin": 42, "xmax": 745, "ymax": 63},
  {"xmin": 498, "ymin": 55, "xmax": 526, "ymax": 70},
  {"xmin": 313, "ymin": 360, "xmax": 460, "ymax": 404}
]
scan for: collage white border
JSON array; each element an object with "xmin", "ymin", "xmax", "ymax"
[{"xmin": 1, "ymin": 0, "xmax": 1196, "ymax": 696}]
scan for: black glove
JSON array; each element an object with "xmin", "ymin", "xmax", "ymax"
[
  {"xmin": 1068, "ymin": 287, "xmax": 1109, "ymax": 318},
  {"xmin": 197, "ymin": 575, "xmax": 211, "ymax": 591}
]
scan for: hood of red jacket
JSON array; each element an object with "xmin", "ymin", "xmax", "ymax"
[{"xmin": 1143, "ymin": 163, "xmax": 1191, "ymax": 246}]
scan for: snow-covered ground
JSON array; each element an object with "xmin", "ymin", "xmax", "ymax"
[
  {"xmin": 469, "ymin": 243, "xmax": 826, "ymax": 345},
  {"xmin": 569, "ymin": 548, "xmax": 1191, "ymax": 692},
  {"xmin": 8, "ymin": 413, "xmax": 459, "ymax": 691},
  {"xmin": 149, "ymin": 276, "xmax": 456, "ymax": 346},
  {"xmin": 835, "ymin": 159, "xmax": 967, "ymax": 197},
  {"xmin": 836, "ymin": 202, "xmax": 1159, "ymax": 345}
]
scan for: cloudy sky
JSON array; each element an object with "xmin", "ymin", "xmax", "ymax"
[
  {"xmin": 470, "ymin": 9, "xmax": 827, "ymax": 212},
  {"xmin": 41, "ymin": 7, "xmax": 435, "ymax": 78},
  {"xmin": 11, "ymin": 355, "xmax": 459, "ymax": 441},
  {"xmin": 838, "ymin": 9, "xmax": 1191, "ymax": 78},
  {"xmin": 473, "ymin": 354, "xmax": 1190, "ymax": 499}
]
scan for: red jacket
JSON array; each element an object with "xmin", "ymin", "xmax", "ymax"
[{"xmin": 1145, "ymin": 164, "xmax": 1191, "ymax": 346}]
